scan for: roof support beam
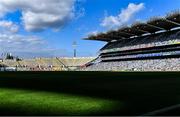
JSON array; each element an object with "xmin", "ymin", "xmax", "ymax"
[
  {"xmin": 106, "ymin": 32, "xmax": 126, "ymax": 39},
  {"xmin": 165, "ymin": 19, "xmax": 180, "ymax": 26},
  {"xmin": 146, "ymin": 23, "xmax": 165, "ymax": 30},
  {"xmin": 136, "ymin": 29, "xmax": 150, "ymax": 33},
  {"xmin": 105, "ymin": 35, "xmax": 123, "ymax": 40},
  {"xmin": 131, "ymin": 24, "xmax": 159, "ymax": 33},
  {"xmin": 83, "ymin": 37, "xmax": 110, "ymax": 42},
  {"xmin": 117, "ymin": 31, "xmax": 136, "ymax": 36}
]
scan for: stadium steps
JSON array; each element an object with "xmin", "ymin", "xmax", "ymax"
[
  {"xmin": 17, "ymin": 61, "xmax": 22, "ymax": 68},
  {"xmin": 55, "ymin": 57, "xmax": 70, "ymax": 70}
]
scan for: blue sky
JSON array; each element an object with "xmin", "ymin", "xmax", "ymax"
[{"xmin": 0, "ymin": 0, "xmax": 179, "ymax": 58}]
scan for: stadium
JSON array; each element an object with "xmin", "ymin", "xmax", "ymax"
[
  {"xmin": 84, "ymin": 11, "xmax": 180, "ymax": 71},
  {"xmin": 0, "ymin": 1, "xmax": 180, "ymax": 116},
  {"xmin": 0, "ymin": 56, "xmax": 95, "ymax": 71},
  {"xmin": 1, "ymin": 11, "xmax": 179, "ymax": 72}
]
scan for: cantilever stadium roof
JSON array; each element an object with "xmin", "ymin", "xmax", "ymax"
[{"xmin": 84, "ymin": 11, "xmax": 180, "ymax": 42}]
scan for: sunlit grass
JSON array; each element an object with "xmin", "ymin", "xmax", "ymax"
[{"xmin": 0, "ymin": 88, "xmax": 120, "ymax": 115}]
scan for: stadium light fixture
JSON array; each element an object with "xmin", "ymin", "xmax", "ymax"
[{"xmin": 72, "ymin": 41, "xmax": 77, "ymax": 58}]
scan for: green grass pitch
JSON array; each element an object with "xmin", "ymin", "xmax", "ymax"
[
  {"xmin": 0, "ymin": 88, "xmax": 119, "ymax": 115},
  {"xmin": 0, "ymin": 71, "xmax": 180, "ymax": 115}
]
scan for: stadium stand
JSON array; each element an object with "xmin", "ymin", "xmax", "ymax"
[
  {"xmin": 59, "ymin": 57, "xmax": 95, "ymax": 67},
  {"xmin": 83, "ymin": 11, "xmax": 180, "ymax": 71},
  {"xmin": 85, "ymin": 58, "xmax": 180, "ymax": 71},
  {"xmin": 57, "ymin": 57, "xmax": 95, "ymax": 70},
  {"xmin": 0, "ymin": 57, "xmax": 95, "ymax": 71}
]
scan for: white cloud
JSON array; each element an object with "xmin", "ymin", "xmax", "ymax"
[
  {"xmin": 101, "ymin": 3, "xmax": 145, "ymax": 29},
  {"xmin": 0, "ymin": 0, "xmax": 86, "ymax": 57},
  {"xmin": 0, "ymin": 28, "xmax": 71, "ymax": 58},
  {"xmin": 74, "ymin": 7, "xmax": 85, "ymax": 20},
  {"xmin": 0, "ymin": 32, "xmax": 46, "ymax": 52},
  {"xmin": 0, "ymin": 24, "xmax": 56, "ymax": 58},
  {"xmin": 0, "ymin": 21, "xmax": 19, "ymax": 33},
  {"xmin": 0, "ymin": 31, "xmax": 71, "ymax": 58},
  {"xmin": 0, "ymin": 0, "xmax": 80, "ymax": 32}
]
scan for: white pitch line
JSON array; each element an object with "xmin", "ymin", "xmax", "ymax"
[{"xmin": 139, "ymin": 104, "xmax": 180, "ymax": 116}]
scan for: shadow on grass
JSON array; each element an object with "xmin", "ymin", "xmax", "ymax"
[
  {"xmin": 0, "ymin": 71, "xmax": 180, "ymax": 115},
  {"xmin": 0, "ymin": 88, "xmax": 121, "ymax": 116}
]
